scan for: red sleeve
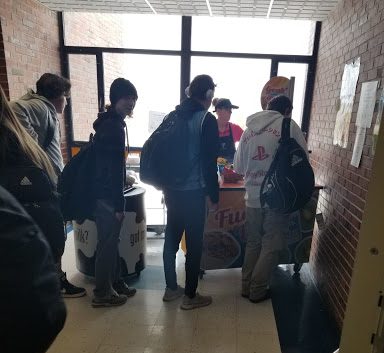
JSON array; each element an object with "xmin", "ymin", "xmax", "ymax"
[{"xmin": 230, "ymin": 123, "xmax": 244, "ymax": 142}]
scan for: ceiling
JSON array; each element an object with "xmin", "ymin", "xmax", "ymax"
[{"xmin": 38, "ymin": 0, "xmax": 340, "ymax": 20}]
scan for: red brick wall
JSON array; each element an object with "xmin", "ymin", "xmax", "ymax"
[
  {"xmin": 308, "ymin": 0, "xmax": 384, "ymax": 329},
  {"xmin": 0, "ymin": 21, "xmax": 9, "ymax": 98},
  {"xmin": 0, "ymin": 0, "xmax": 69, "ymax": 161}
]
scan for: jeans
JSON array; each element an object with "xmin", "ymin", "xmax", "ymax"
[
  {"xmin": 163, "ymin": 189, "xmax": 206, "ymax": 298},
  {"xmin": 93, "ymin": 199, "xmax": 122, "ymax": 298},
  {"xmin": 242, "ymin": 207, "xmax": 288, "ymax": 300}
]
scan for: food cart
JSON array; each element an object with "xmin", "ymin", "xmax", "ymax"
[{"xmin": 183, "ymin": 182, "xmax": 321, "ymax": 274}]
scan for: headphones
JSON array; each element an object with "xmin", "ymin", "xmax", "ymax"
[{"xmin": 185, "ymin": 86, "xmax": 214, "ymax": 100}]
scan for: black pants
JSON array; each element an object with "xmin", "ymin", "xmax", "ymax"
[{"xmin": 163, "ymin": 189, "xmax": 206, "ymax": 298}]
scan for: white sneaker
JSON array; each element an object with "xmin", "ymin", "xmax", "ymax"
[
  {"xmin": 180, "ymin": 292, "xmax": 212, "ymax": 310},
  {"xmin": 162, "ymin": 285, "xmax": 184, "ymax": 302}
]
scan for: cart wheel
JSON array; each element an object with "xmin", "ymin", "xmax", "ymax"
[
  {"xmin": 293, "ymin": 263, "xmax": 303, "ymax": 273},
  {"xmin": 199, "ymin": 269, "xmax": 205, "ymax": 279}
]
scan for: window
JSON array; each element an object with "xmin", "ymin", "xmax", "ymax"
[
  {"xmin": 103, "ymin": 53, "xmax": 181, "ymax": 147},
  {"xmin": 68, "ymin": 54, "xmax": 99, "ymax": 141},
  {"xmin": 192, "ymin": 17, "xmax": 315, "ymax": 55},
  {"xmin": 191, "ymin": 56, "xmax": 271, "ymax": 128},
  {"xmin": 64, "ymin": 13, "xmax": 181, "ymax": 50},
  {"xmin": 278, "ymin": 63, "xmax": 308, "ymax": 126}
]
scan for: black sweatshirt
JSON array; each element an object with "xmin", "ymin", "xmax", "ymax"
[{"xmin": 92, "ymin": 109, "xmax": 126, "ymax": 212}]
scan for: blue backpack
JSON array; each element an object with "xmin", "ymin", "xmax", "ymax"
[{"xmin": 260, "ymin": 118, "xmax": 315, "ymax": 214}]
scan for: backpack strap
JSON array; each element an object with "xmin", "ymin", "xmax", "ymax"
[
  {"xmin": 281, "ymin": 117, "xmax": 291, "ymax": 142},
  {"xmin": 43, "ymin": 115, "xmax": 55, "ymax": 149},
  {"xmin": 260, "ymin": 117, "xmax": 290, "ymax": 208}
]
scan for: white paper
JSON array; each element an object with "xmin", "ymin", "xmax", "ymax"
[
  {"xmin": 148, "ymin": 111, "xmax": 166, "ymax": 134},
  {"xmin": 333, "ymin": 58, "xmax": 360, "ymax": 148},
  {"xmin": 351, "ymin": 127, "xmax": 366, "ymax": 167},
  {"xmin": 356, "ymin": 81, "xmax": 378, "ymax": 128}
]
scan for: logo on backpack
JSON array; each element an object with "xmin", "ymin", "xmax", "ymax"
[
  {"xmin": 260, "ymin": 118, "xmax": 314, "ymax": 214},
  {"xmin": 20, "ymin": 176, "xmax": 33, "ymax": 186}
]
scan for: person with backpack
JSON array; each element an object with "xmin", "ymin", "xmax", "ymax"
[
  {"xmin": 9, "ymin": 74, "xmax": 86, "ymax": 298},
  {"xmin": 90, "ymin": 78, "xmax": 138, "ymax": 307},
  {"xmin": 0, "ymin": 185, "xmax": 66, "ymax": 353},
  {"xmin": 234, "ymin": 95, "xmax": 309, "ymax": 303},
  {"xmin": 160, "ymin": 74, "xmax": 220, "ymax": 310}
]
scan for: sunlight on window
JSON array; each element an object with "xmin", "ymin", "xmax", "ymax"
[
  {"xmin": 191, "ymin": 57, "xmax": 271, "ymax": 129},
  {"xmin": 103, "ymin": 53, "xmax": 180, "ymax": 147},
  {"xmin": 192, "ymin": 17, "xmax": 315, "ymax": 55},
  {"xmin": 64, "ymin": 13, "xmax": 181, "ymax": 50},
  {"xmin": 278, "ymin": 63, "xmax": 308, "ymax": 126}
]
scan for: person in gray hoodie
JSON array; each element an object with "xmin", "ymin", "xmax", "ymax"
[
  {"xmin": 234, "ymin": 95, "xmax": 308, "ymax": 303},
  {"xmin": 10, "ymin": 73, "xmax": 86, "ymax": 298}
]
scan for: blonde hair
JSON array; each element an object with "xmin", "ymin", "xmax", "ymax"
[{"xmin": 0, "ymin": 85, "xmax": 57, "ymax": 182}]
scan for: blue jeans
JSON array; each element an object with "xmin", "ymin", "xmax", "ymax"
[{"xmin": 163, "ymin": 189, "xmax": 206, "ymax": 298}]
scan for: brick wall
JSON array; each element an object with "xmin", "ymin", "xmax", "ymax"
[
  {"xmin": 0, "ymin": 21, "xmax": 9, "ymax": 98},
  {"xmin": 308, "ymin": 0, "xmax": 384, "ymax": 329},
  {"xmin": 0, "ymin": 0, "xmax": 69, "ymax": 161}
]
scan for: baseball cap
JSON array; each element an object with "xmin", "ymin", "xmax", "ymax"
[{"xmin": 213, "ymin": 98, "xmax": 239, "ymax": 112}]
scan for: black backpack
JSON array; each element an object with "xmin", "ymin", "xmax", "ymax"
[
  {"xmin": 140, "ymin": 110, "xmax": 206, "ymax": 190},
  {"xmin": 260, "ymin": 118, "xmax": 315, "ymax": 214},
  {"xmin": 57, "ymin": 139, "xmax": 96, "ymax": 222},
  {"xmin": 0, "ymin": 165, "xmax": 65, "ymax": 253}
]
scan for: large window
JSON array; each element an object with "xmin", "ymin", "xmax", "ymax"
[
  {"xmin": 278, "ymin": 63, "xmax": 308, "ymax": 126},
  {"xmin": 103, "ymin": 53, "xmax": 180, "ymax": 147},
  {"xmin": 64, "ymin": 13, "xmax": 181, "ymax": 50},
  {"xmin": 191, "ymin": 57, "xmax": 271, "ymax": 128},
  {"xmin": 192, "ymin": 17, "xmax": 315, "ymax": 55}
]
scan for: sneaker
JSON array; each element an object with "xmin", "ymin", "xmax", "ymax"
[
  {"xmin": 92, "ymin": 293, "xmax": 128, "ymax": 308},
  {"xmin": 249, "ymin": 289, "xmax": 271, "ymax": 303},
  {"xmin": 162, "ymin": 285, "xmax": 184, "ymax": 302},
  {"xmin": 113, "ymin": 280, "xmax": 137, "ymax": 297},
  {"xmin": 60, "ymin": 273, "xmax": 86, "ymax": 298},
  {"xmin": 180, "ymin": 292, "xmax": 212, "ymax": 310}
]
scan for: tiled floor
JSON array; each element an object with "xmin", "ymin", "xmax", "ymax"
[{"xmin": 48, "ymin": 234, "xmax": 281, "ymax": 353}]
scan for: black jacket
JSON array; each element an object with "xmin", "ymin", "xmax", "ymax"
[
  {"xmin": 92, "ymin": 109, "xmax": 126, "ymax": 212},
  {"xmin": 175, "ymin": 98, "xmax": 220, "ymax": 203},
  {"xmin": 0, "ymin": 186, "xmax": 66, "ymax": 353}
]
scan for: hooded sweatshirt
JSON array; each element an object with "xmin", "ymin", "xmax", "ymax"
[
  {"xmin": 10, "ymin": 90, "xmax": 63, "ymax": 175},
  {"xmin": 92, "ymin": 109, "xmax": 126, "ymax": 212},
  {"xmin": 233, "ymin": 110, "xmax": 308, "ymax": 208}
]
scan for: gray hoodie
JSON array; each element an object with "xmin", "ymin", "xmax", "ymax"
[
  {"xmin": 233, "ymin": 110, "xmax": 308, "ymax": 208},
  {"xmin": 10, "ymin": 90, "xmax": 64, "ymax": 175}
]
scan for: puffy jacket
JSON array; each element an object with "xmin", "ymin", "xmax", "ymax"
[
  {"xmin": 0, "ymin": 185, "xmax": 66, "ymax": 353},
  {"xmin": 234, "ymin": 110, "xmax": 308, "ymax": 208}
]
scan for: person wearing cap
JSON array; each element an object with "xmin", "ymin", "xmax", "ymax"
[
  {"xmin": 91, "ymin": 78, "xmax": 138, "ymax": 307},
  {"xmin": 213, "ymin": 98, "xmax": 244, "ymax": 162},
  {"xmin": 162, "ymin": 74, "xmax": 220, "ymax": 310}
]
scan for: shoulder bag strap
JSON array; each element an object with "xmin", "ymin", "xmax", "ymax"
[{"xmin": 43, "ymin": 115, "xmax": 55, "ymax": 149}]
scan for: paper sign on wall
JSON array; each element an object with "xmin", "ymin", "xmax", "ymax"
[
  {"xmin": 355, "ymin": 80, "xmax": 378, "ymax": 128},
  {"xmin": 333, "ymin": 58, "xmax": 360, "ymax": 148},
  {"xmin": 372, "ymin": 89, "xmax": 384, "ymax": 156}
]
